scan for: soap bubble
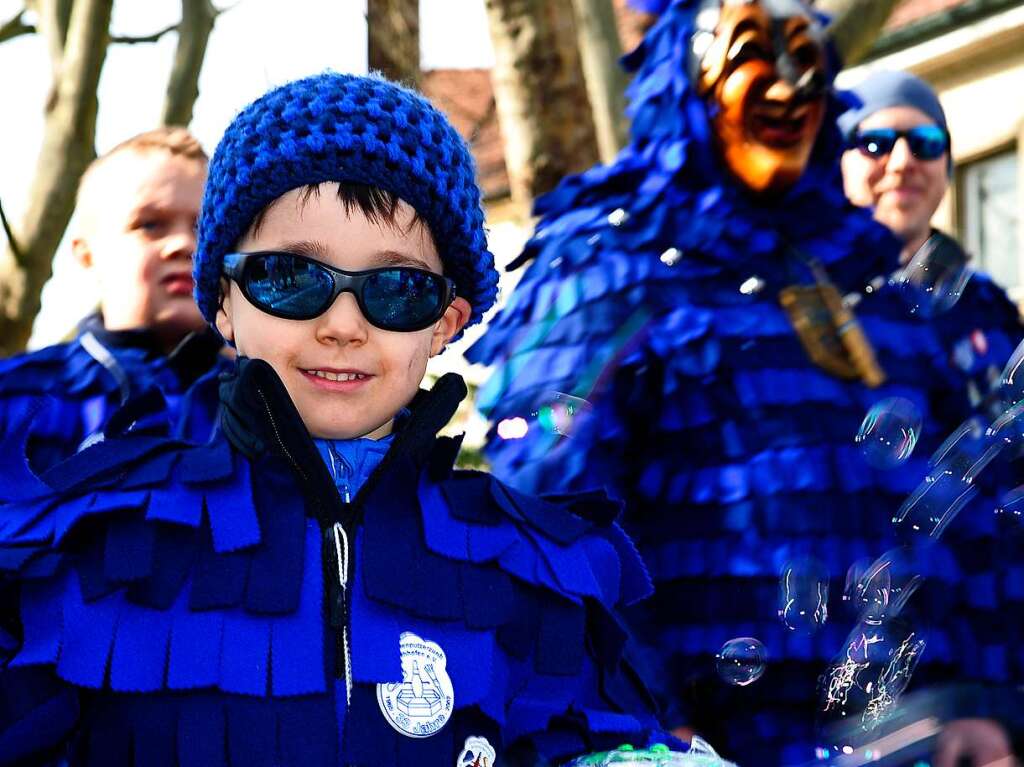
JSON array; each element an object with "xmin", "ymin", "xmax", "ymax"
[
  {"xmin": 818, "ymin": 619, "xmax": 926, "ymax": 731},
  {"xmin": 855, "ymin": 398, "xmax": 922, "ymax": 469},
  {"xmin": 531, "ymin": 392, "xmax": 593, "ymax": 437},
  {"xmin": 895, "ymin": 233, "xmax": 971, "ymax": 317},
  {"xmin": 842, "ymin": 557, "xmax": 873, "ymax": 612},
  {"xmin": 999, "ymin": 338, "xmax": 1024, "ymax": 407},
  {"xmin": 995, "ymin": 485, "xmax": 1024, "ymax": 528},
  {"xmin": 778, "ymin": 557, "xmax": 829, "ymax": 634},
  {"xmin": 895, "ymin": 418, "xmax": 1003, "ymax": 542},
  {"xmin": 852, "ymin": 548, "xmax": 924, "ymax": 625},
  {"xmin": 715, "ymin": 637, "xmax": 767, "ymax": 687}
]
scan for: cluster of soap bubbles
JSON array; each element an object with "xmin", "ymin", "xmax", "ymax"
[{"xmin": 816, "ymin": 335, "xmax": 1024, "ymax": 750}]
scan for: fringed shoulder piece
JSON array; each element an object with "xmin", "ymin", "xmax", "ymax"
[{"xmin": 350, "ymin": 444, "xmax": 660, "ymax": 761}]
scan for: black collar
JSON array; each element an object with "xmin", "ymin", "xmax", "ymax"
[
  {"xmin": 77, "ymin": 312, "xmax": 225, "ymax": 386},
  {"xmin": 217, "ymin": 357, "xmax": 467, "ymax": 528}
]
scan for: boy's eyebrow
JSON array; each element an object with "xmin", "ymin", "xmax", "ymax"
[
  {"xmin": 272, "ymin": 241, "xmax": 434, "ymax": 270},
  {"xmin": 275, "ymin": 239, "xmax": 331, "ymax": 260},
  {"xmin": 371, "ymin": 249, "xmax": 434, "ymax": 270}
]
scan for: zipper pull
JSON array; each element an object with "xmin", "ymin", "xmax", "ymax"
[{"xmin": 326, "ymin": 522, "xmax": 349, "ymax": 628}]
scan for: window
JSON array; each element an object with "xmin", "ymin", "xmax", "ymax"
[{"xmin": 960, "ymin": 147, "xmax": 1020, "ymax": 299}]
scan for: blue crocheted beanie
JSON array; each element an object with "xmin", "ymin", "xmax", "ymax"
[{"xmin": 193, "ymin": 72, "xmax": 498, "ymax": 330}]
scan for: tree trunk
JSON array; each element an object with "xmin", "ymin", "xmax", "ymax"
[
  {"xmin": 161, "ymin": 0, "xmax": 217, "ymax": 126},
  {"xmin": 367, "ymin": 0, "xmax": 420, "ymax": 88},
  {"xmin": 485, "ymin": 0, "xmax": 600, "ymax": 209},
  {"xmin": 570, "ymin": 0, "xmax": 628, "ymax": 163},
  {"xmin": 37, "ymin": 0, "xmax": 73, "ymax": 76},
  {"xmin": 0, "ymin": 0, "xmax": 112, "ymax": 356},
  {"xmin": 817, "ymin": 0, "xmax": 899, "ymax": 66}
]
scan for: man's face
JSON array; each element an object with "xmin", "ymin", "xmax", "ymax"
[
  {"xmin": 216, "ymin": 185, "xmax": 471, "ymax": 440},
  {"xmin": 841, "ymin": 106, "xmax": 949, "ymax": 245},
  {"xmin": 694, "ymin": 0, "xmax": 827, "ymax": 194},
  {"xmin": 74, "ymin": 150, "xmax": 207, "ymax": 345}
]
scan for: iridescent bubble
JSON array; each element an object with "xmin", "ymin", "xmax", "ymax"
[
  {"xmin": 854, "ymin": 548, "xmax": 924, "ymax": 625},
  {"xmin": 896, "ymin": 233, "xmax": 971, "ymax": 317},
  {"xmin": 778, "ymin": 557, "xmax": 829, "ymax": 634},
  {"xmin": 855, "ymin": 398, "xmax": 922, "ymax": 470},
  {"xmin": 999, "ymin": 338, "xmax": 1024, "ymax": 407},
  {"xmin": 860, "ymin": 631, "xmax": 926, "ymax": 732},
  {"xmin": 715, "ymin": 637, "xmax": 767, "ymax": 686},
  {"xmin": 895, "ymin": 418, "xmax": 1003, "ymax": 541},
  {"xmin": 995, "ymin": 485, "xmax": 1024, "ymax": 527},
  {"xmin": 818, "ymin": 619, "xmax": 925, "ymax": 730},
  {"xmin": 842, "ymin": 557, "xmax": 873, "ymax": 611},
  {"xmin": 531, "ymin": 392, "xmax": 592, "ymax": 437}
]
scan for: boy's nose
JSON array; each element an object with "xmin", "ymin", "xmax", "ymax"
[
  {"xmin": 316, "ymin": 292, "xmax": 369, "ymax": 347},
  {"xmin": 161, "ymin": 223, "xmax": 198, "ymax": 261}
]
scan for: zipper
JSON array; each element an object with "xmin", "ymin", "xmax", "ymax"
[
  {"xmin": 331, "ymin": 522, "xmax": 353, "ymax": 706},
  {"xmin": 255, "ymin": 388, "xmax": 356, "ymax": 705}
]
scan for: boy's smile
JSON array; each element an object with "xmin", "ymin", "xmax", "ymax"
[{"xmin": 216, "ymin": 185, "xmax": 470, "ymax": 440}]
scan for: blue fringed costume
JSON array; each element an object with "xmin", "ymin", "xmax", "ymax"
[
  {"xmin": 467, "ymin": 1, "xmax": 1024, "ymax": 762},
  {"xmin": 0, "ymin": 358, "xmax": 666, "ymax": 766},
  {"xmin": 0, "ymin": 313, "xmax": 229, "ymax": 471},
  {"xmin": 0, "ymin": 70, "xmax": 677, "ymax": 766}
]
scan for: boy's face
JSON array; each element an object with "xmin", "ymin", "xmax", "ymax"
[
  {"xmin": 73, "ymin": 150, "xmax": 208, "ymax": 347},
  {"xmin": 216, "ymin": 185, "xmax": 471, "ymax": 441}
]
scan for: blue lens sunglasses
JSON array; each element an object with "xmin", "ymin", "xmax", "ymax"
[
  {"xmin": 849, "ymin": 125, "xmax": 949, "ymax": 161},
  {"xmin": 222, "ymin": 251, "xmax": 456, "ymax": 332}
]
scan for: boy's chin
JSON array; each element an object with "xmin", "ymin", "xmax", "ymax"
[{"xmin": 309, "ymin": 417, "xmax": 394, "ymax": 442}]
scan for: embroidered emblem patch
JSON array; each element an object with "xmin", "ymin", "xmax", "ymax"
[
  {"xmin": 377, "ymin": 632, "xmax": 454, "ymax": 738},
  {"xmin": 458, "ymin": 735, "xmax": 496, "ymax": 766}
]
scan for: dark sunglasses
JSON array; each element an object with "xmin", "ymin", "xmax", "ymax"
[
  {"xmin": 849, "ymin": 125, "xmax": 949, "ymax": 161},
  {"xmin": 222, "ymin": 251, "xmax": 455, "ymax": 331}
]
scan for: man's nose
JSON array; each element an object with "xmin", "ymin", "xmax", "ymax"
[{"xmin": 886, "ymin": 136, "xmax": 915, "ymax": 171}]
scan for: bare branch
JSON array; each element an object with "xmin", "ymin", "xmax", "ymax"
[
  {"xmin": 0, "ymin": 9, "xmax": 36, "ymax": 44},
  {"xmin": 161, "ymin": 0, "xmax": 217, "ymax": 126},
  {"xmin": 0, "ymin": 196, "xmax": 21, "ymax": 262},
  {"xmin": 818, "ymin": 0, "xmax": 899, "ymax": 66},
  {"xmin": 110, "ymin": 21, "xmax": 178, "ymax": 44}
]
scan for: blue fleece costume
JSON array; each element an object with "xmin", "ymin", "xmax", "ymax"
[
  {"xmin": 0, "ymin": 313, "xmax": 228, "ymax": 471},
  {"xmin": 467, "ymin": 1, "xmax": 1024, "ymax": 762},
  {"xmin": 0, "ymin": 359, "xmax": 665, "ymax": 766}
]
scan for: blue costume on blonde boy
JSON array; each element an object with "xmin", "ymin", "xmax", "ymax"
[{"xmin": 0, "ymin": 73, "xmax": 669, "ymax": 766}]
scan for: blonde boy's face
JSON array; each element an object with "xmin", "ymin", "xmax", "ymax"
[
  {"xmin": 216, "ymin": 185, "xmax": 471, "ymax": 440},
  {"xmin": 73, "ymin": 150, "xmax": 207, "ymax": 347}
]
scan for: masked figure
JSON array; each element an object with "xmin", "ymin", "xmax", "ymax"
[{"xmin": 468, "ymin": 0, "xmax": 1024, "ymax": 763}]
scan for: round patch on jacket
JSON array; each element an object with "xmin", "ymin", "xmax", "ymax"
[
  {"xmin": 377, "ymin": 631, "xmax": 454, "ymax": 738},
  {"xmin": 458, "ymin": 735, "xmax": 496, "ymax": 765}
]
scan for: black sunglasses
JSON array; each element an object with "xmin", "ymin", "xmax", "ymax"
[
  {"xmin": 849, "ymin": 125, "xmax": 949, "ymax": 161},
  {"xmin": 222, "ymin": 251, "xmax": 456, "ymax": 331}
]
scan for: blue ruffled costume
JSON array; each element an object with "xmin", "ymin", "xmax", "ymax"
[
  {"xmin": 0, "ymin": 314, "xmax": 229, "ymax": 471},
  {"xmin": 467, "ymin": 1, "xmax": 1024, "ymax": 762},
  {"xmin": 0, "ymin": 358, "xmax": 669, "ymax": 766}
]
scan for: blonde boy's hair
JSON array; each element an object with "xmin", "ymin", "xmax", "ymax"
[{"xmin": 76, "ymin": 127, "xmax": 208, "ymax": 208}]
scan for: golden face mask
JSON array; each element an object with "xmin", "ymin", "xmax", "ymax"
[{"xmin": 691, "ymin": 0, "xmax": 827, "ymax": 195}]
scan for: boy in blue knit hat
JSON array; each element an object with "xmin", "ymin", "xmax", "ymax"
[{"xmin": 0, "ymin": 73, "xmax": 679, "ymax": 767}]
